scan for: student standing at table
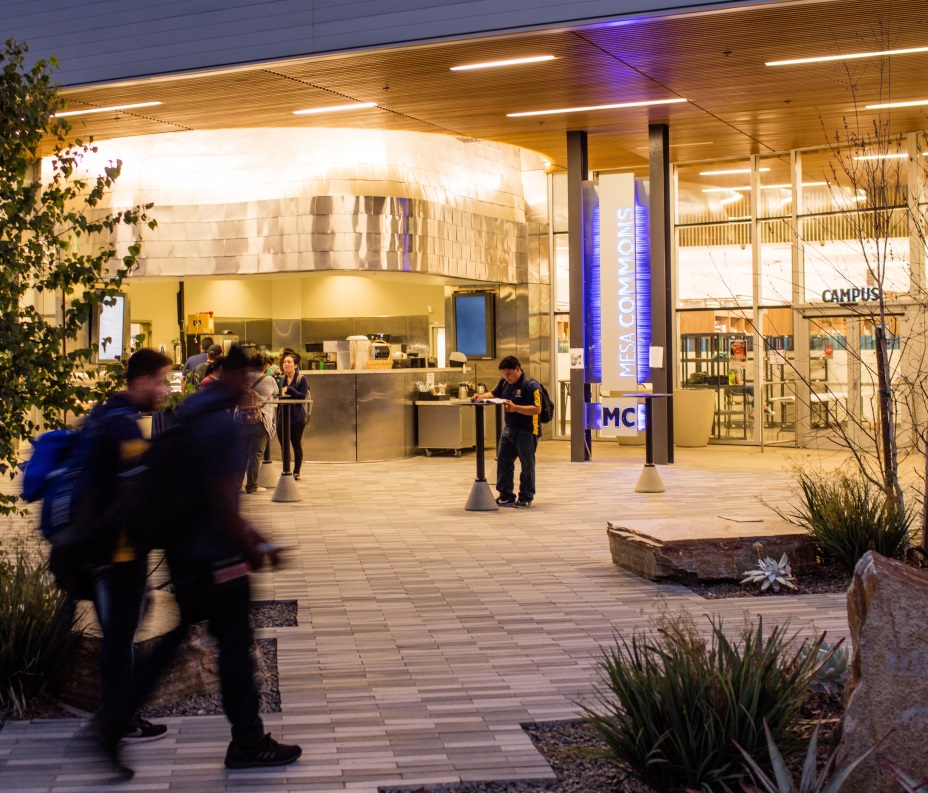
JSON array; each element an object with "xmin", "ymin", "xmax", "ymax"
[{"xmin": 473, "ymin": 355, "xmax": 541, "ymax": 508}]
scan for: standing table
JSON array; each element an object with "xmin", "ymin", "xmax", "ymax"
[
  {"xmin": 269, "ymin": 397, "xmax": 313, "ymax": 502},
  {"xmin": 456, "ymin": 399, "xmax": 502, "ymax": 511},
  {"xmin": 619, "ymin": 393, "xmax": 673, "ymax": 493}
]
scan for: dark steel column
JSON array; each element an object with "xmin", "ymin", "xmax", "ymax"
[
  {"xmin": 648, "ymin": 124, "xmax": 674, "ymax": 464},
  {"xmin": 567, "ymin": 131, "xmax": 591, "ymax": 462}
]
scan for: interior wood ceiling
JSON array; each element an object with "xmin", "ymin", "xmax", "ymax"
[{"xmin": 52, "ymin": 0, "xmax": 928, "ymax": 172}]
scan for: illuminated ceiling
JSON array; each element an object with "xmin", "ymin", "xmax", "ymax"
[{"xmin": 51, "ymin": 0, "xmax": 928, "ymax": 171}]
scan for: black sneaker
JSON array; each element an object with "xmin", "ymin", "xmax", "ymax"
[
  {"xmin": 121, "ymin": 716, "xmax": 168, "ymax": 744},
  {"xmin": 514, "ymin": 498, "xmax": 532, "ymax": 508},
  {"xmin": 496, "ymin": 495, "xmax": 516, "ymax": 507},
  {"xmin": 224, "ymin": 733, "xmax": 302, "ymax": 769}
]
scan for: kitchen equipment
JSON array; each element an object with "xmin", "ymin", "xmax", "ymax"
[
  {"xmin": 347, "ymin": 335, "xmax": 370, "ymax": 370},
  {"xmin": 458, "ymin": 385, "xmax": 469, "ymax": 399},
  {"xmin": 476, "ymin": 383, "xmax": 487, "ymax": 394}
]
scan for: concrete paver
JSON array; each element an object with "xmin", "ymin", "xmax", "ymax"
[{"xmin": 0, "ymin": 441, "xmax": 850, "ymax": 791}]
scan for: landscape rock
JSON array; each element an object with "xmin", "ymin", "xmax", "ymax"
[
  {"xmin": 606, "ymin": 517, "xmax": 818, "ymax": 582},
  {"xmin": 57, "ymin": 589, "xmax": 221, "ymax": 711},
  {"xmin": 840, "ymin": 551, "xmax": 928, "ymax": 792}
]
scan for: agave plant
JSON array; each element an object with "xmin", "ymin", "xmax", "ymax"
[
  {"xmin": 741, "ymin": 553, "xmax": 798, "ymax": 592},
  {"xmin": 804, "ymin": 641, "xmax": 849, "ymax": 697},
  {"xmin": 735, "ymin": 719, "xmax": 879, "ymax": 793},
  {"xmin": 882, "ymin": 757, "xmax": 928, "ymax": 792}
]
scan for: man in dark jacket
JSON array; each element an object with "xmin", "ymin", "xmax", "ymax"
[
  {"xmin": 105, "ymin": 345, "xmax": 301, "ymax": 775},
  {"xmin": 51, "ymin": 349, "xmax": 173, "ymax": 770}
]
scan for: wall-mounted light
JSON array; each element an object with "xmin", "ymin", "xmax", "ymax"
[
  {"xmin": 865, "ymin": 99, "xmax": 928, "ymax": 109},
  {"xmin": 719, "ymin": 193, "xmax": 744, "ymax": 206},
  {"xmin": 699, "ymin": 167, "xmax": 770, "ymax": 176},
  {"xmin": 53, "ymin": 101, "xmax": 162, "ymax": 118}
]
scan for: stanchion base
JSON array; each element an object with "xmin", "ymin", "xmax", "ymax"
[
  {"xmin": 271, "ymin": 473, "xmax": 302, "ymax": 502},
  {"xmin": 465, "ymin": 479, "xmax": 499, "ymax": 511},
  {"xmin": 258, "ymin": 460, "xmax": 279, "ymax": 488},
  {"xmin": 635, "ymin": 464, "xmax": 665, "ymax": 493}
]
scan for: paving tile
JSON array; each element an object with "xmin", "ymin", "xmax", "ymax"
[{"xmin": 0, "ymin": 443, "xmax": 853, "ymax": 790}]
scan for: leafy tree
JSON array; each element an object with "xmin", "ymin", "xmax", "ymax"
[{"xmin": 0, "ymin": 38, "xmax": 155, "ymax": 515}]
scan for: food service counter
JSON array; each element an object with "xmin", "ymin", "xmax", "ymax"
[{"xmin": 290, "ymin": 368, "xmax": 463, "ymax": 462}]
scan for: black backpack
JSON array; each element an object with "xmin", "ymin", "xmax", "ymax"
[{"xmin": 527, "ymin": 379, "xmax": 554, "ymax": 424}]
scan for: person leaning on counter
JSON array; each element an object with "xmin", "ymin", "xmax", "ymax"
[{"xmin": 276, "ymin": 352, "xmax": 310, "ymax": 480}]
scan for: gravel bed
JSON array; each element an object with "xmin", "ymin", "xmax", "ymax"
[
  {"xmin": 1, "ymin": 600, "xmax": 295, "ymax": 727},
  {"xmin": 686, "ymin": 570, "xmax": 851, "ymax": 599}
]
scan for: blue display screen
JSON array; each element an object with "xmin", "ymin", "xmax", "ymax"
[{"xmin": 454, "ymin": 294, "xmax": 492, "ymax": 357}]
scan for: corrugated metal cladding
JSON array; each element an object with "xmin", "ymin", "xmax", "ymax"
[{"xmin": 8, "ymin": 0, "xmax": 771, "ymax": 87}]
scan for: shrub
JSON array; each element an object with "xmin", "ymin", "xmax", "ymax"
[
  {"xmin": 0, "ymin": 541, "xmax": 77, "ymax": 716},
  {"xmin": 581, "ymin": 608, "xmax": 825, "ymax": 792},
  {"xmin": 780, "ymin": 471, "xmax": 912, "ymax": 576}
]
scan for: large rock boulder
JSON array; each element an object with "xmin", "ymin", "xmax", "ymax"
[
  {"xmin": 57, "ymin": 589, "xmax": 221, "ymax": 711},
  {"xmin": 840, "ymin": 551, "xmax": 928, "ymax": 792},
  {"xmin": 606, "ymin": 517, "xmax": 818, "ymax": 582}
]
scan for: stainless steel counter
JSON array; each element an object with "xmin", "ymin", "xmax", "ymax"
[{"xmin": 293, "ymin": 368, "xmax": 465, "ymax": 462}]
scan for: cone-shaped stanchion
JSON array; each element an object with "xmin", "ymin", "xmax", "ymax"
[
  {"xmin": 635, "ymin": 463, "xmax": 665, "ymax": 493},
  {"xmin": 258, "ymin": 459, "xmax": 279, "ymax": 487},
  {"xmin": 465, "ymin": 479, "xmax": 499, "ymax": 511},
  {"xmin": 272, "ymin": 472, "xmax": 301, "ymax": 502}
]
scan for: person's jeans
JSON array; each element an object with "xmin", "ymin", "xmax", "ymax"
[
  {"xmin": 243, "ymin": 422, "xmax": 268, "ymax": 491},
  {"xmin": 92, "ymin": 559, "xmax": 148, "ymax": 732},
  {"xmin": 113, "ymin": 570, "xmax": 264, "ymax": 749},
  {"xmin": 495, "ymin": 426, "xmax": 539, "ymax": 502},
  {"xmin": 277, "ymin": 418, "xmax": 306, "ymax": 475}
]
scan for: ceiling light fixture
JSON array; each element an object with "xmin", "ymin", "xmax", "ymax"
[
  {"xmin": 865, "ymin": 99, "xmax": 928, "ymax": 109},
  {"xmin": 507, "ymin": 97, "xmax": 686, "ymax": 117},
  {"xmin": 719, "ymin": 193, "xmax": 744, "ymax": 206},
  {"xmin": 293, "ymin": 102, "xmax": 378, "ymax": 115},
  {"xmin": 53, "ymin": 101, "xmax": 162, "ymax": 118},
  {"xmin": 853, "ymin": 153, "xmax": 907, "ymax": 161},
  {"xmin": 451, "ymin": 55, "xmax": 556, "ymax": 71},
  {"xmin": 699, "ymin": 167, "xmax": 770, "ymax": 176},
  {"xmin": 767, "ymin": 45, "xmax": 928, "ymax": 67}
]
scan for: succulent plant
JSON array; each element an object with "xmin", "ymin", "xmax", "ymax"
[
  {"xmin": 804, "ymin": 641, "xmax": 850, "ymax": 697},
  {"xmin": 741, "ymin": 553, "xmax": 798, "ymax": 592},
  {"xmin": 735, "ymin": 719, "xmax": 879, "ymax": 793}
]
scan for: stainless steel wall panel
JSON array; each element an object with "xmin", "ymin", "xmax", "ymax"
[
  {"xmin": 304, "ymin": 374, "xmax": 358, "ymax": 462},
  {"xmin": 273, "ymin": 319, "xmax": 301, "ymax": 352},
  {"xmin": 357, "ymin": 373, "xmax": 407, "ymax": 461}
]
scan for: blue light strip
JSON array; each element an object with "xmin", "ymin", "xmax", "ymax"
[
  {"xmin": 590, "ymin": 201, "xmax": 602, "ymax": 383},
  {"xmin": 634, "ymin": 185, "xmax": 651, "ymax": 384}
]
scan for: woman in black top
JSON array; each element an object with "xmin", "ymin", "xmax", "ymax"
[{"xmin": 276, "ymin": 353, "xmax": 310, "ymax": 479}]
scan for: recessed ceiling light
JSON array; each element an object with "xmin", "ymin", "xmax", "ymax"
[
  {"xmin": 507, "ymin": 97, "xmax": 686, "ymax": 117},
  {"xmin": 451, "ymin": 55, "xmax": 556, "ymax": 71},
  {"xmin": 853, "ymin": 153, "xmax": 907, "ymax": 161},
  {"xmin": 866, "ymin": 99, "xmax": 928, "ymax": 109},
  {"xmin": 293, "ymin": 102, "xmax": 378, "ymax": 115},
  {"xmin": 699, "ymin": 168, "xmax": 771, "ymax": 175},
  {"xmin": 767, "ymin": 45, "xmax": 928, "ymax": 67},
  {"xmin": 53, "ymin": 101, "xmax": 162, "ymax": 118}
]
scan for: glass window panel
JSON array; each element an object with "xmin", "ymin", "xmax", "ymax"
[
  {"xmin": 757, "ymin": 156, "xmax": 793, "ymax": 219},
  {"xmin": 799, "ymin": 146, "xmax": 907, "ymax": 215},
  {"xmin": 676, "ymin": 223, "xmax": 752, "ymax": 305},
  {"xmin": 800, "ymin": 209, "xmax": 911, "ymax": 302},
  {"xmin": 759, "ymin": 219, "xmax": 793, "ymax": 305},
  {"xmin": 553, "ymin": 233, "xmax": 569, "ymax": 312},
  {"xmin": 551, "ymin": 173, "xmax": 568, "ymax": 234},
  {"xmin": 675, "ymin": 161, "xmax": 753, "ymax": 225}
]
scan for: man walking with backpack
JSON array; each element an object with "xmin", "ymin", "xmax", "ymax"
[
  {"xmin": 46, "ymin": 349, "xmax": 173, "ymax": 770},
  {"xmin": 473, "ymin": 355, "xmax": 543, "ymax": 508}
]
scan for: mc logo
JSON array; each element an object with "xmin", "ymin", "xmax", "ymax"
[{"xmin": 603, "ymin": 406, "xmax": 638, "ymax": 428}]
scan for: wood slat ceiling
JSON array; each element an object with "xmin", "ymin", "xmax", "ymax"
[{"xmin": 51, "ymin": 0, "xmax": 928, "ymax": 171}]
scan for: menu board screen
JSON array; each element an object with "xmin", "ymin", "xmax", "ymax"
[{"xmin": 96, "ymin": 295, "xmax": 126, "ymax": 361}]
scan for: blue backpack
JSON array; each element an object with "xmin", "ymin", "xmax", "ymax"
[{"xmin": 21, "ymin": 409, "xmax": 133, "ymax": 550}]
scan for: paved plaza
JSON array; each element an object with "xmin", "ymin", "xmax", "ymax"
[{"xmin": 0, "ymin": 441, "xmax": 851, "ymax": 792}]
